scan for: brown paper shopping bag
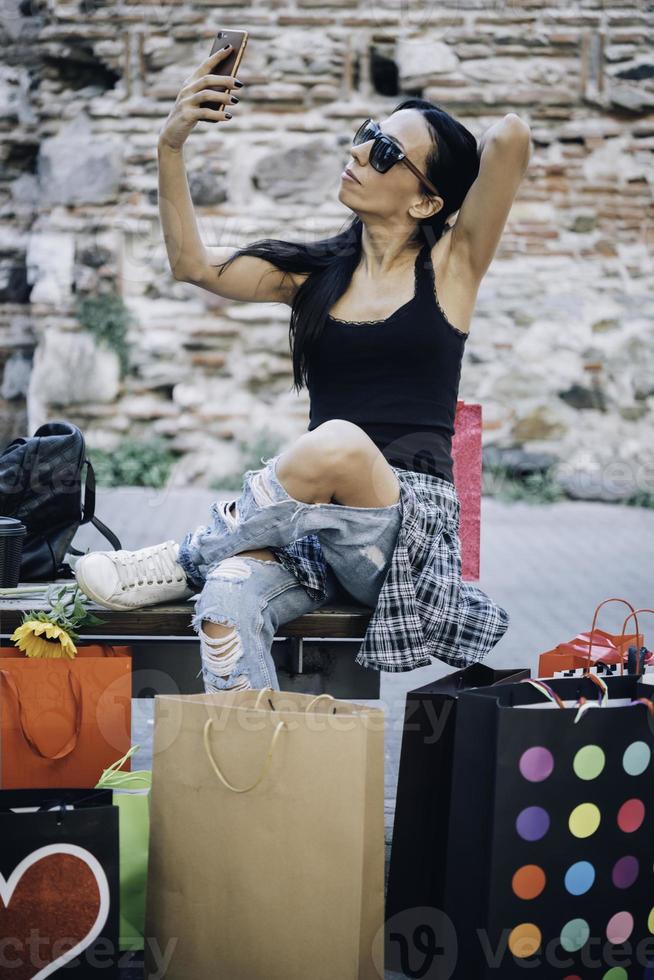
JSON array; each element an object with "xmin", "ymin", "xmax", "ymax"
[{"xmin": 144, "ymin": 688, "xmax": 385, "ymax": 980}]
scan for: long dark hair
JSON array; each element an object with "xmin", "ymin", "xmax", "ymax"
[{"xmin": 209, "ymin": 98, "xmax": 479, "ymax": 392}]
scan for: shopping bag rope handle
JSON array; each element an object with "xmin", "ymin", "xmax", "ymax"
[
  {"xmin": 305, "ymin": 694, "xmax": 336, "ymax": 711},
  {"xmin": 98, "ymin": 743, "xmax": 139, "ymax": 775},
  {"xmin": 621, "ymin": 608, "xmax": 653, "ymax": 669},
  {"xmin": 203, "ymin": 717, "xmax": 287, "ymax": 793},
  {"xmin": 253, "ymin": 687, "xmax": 274, "ymax": 709},
  {"xmin": 520, "ymin": 675, "xmax": 654, "ymax": 722},
  {"xmin": 96, "ymin": 744, "xmax": 151, "ymax": 788},
  {"xmin": 621, "ymin": 608, "xmax": 653, "ymax": 633},
  {"xmin": 0, "ymin": 667, "xmax": 83, "ymax": 759},
  {"xmin": 520, "ymin": 676, "xmax": 608, "ymax": 723},
  {"xmin": 583, "ymin": 598, "xmax": 641, "ymax": 676},
  {"xmin": 520, "ymin": 679, "xmax": 566, "ymax": 709},
  {"xmin": 98, "ymin": 770, "xmax": 150, "ymax": 788},
  {"xmin": 253, "ymin": 687, "xmax": 337, "ymax": 713}
]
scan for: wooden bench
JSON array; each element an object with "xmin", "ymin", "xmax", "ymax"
[{"xmin": 0, "ymin": 582, "xmax": 382, "ymax": 698}]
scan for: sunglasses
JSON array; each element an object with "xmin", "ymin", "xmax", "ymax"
[{"xmin": 352, "ymin": 118, "xmax": 441, "ymax": 198}]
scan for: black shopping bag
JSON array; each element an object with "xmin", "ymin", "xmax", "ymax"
[
  {"xmin": 386, "ymin": 663, "xmax": 531, "ymax": 933},
  {"xmin": 443, "ymin": 673, "xmax": 654, "ymax": 979},
  {"xmin": 0, "ymin": 787, "xmax": 119, "ymax": 978}
]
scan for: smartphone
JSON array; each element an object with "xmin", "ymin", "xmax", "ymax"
[{"xmin": 199, "ymin": 29, "xmax": 248, "ymax": 112}]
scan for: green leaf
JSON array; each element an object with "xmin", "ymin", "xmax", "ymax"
[{"xmin": 81, "ymin": 611, "xmax": 108, "ymax": 626}]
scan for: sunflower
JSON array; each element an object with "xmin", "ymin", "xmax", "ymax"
[{"xmin": 11, "ymin": 619, "xmax": 78, "ymax": 659}]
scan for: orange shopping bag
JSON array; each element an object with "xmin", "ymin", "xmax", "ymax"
[
  {"xmin": 0, "ymin": 643, "xmax": 131, "ymax": 788},
  {"xmin": 538, "ymin": 597, "xmax": 647, "ymax": 677}
]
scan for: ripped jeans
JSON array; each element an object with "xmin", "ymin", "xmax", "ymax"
[{"xmin": 176, "ymin": 454, "xmax": 403, "ymax": 693}]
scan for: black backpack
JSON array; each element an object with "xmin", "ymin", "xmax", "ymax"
[{"xmin": 0, "ymin": 420, "xmax": 122, "ymax": 581}]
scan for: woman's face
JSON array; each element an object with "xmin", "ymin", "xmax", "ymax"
[{"xmin": 338, "ymin": 108, "xmax": 436, "ymax": 220}]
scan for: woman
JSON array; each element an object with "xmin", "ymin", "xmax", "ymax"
[{"xmin": 75, "ymin": 43, "xmax": 532, "ymax": 692}]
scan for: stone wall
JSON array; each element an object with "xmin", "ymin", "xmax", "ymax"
[{"xmin": 1, "ymin": 0, "xmax": 652, "ymax": 498}]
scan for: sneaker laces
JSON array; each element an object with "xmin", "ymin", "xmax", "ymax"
[{"xmin": 114, "ymin": 541, "xmax": 186, "ymax": 591}]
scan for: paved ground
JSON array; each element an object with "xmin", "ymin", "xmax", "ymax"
[{"xmin": 72, "ymin": 488, "xmax": 653, "ymax": 979}]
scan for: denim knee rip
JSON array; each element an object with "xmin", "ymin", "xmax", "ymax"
[
  {"xmin": 250, "ymin": 466, "xmax": 278, "ymax": 507},
  {"xmin": 224, "ymin": 456, "xmax": 308, "ymax": 536},
  {"xmin": 191, "ymin": 554, "xmax": 279, "ymax": 693},
  {"xmin": 193, "ymin": 556, "xmax": 255, "ymax": 692}
]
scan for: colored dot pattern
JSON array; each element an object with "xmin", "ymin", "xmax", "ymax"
[
  {"xmin": 623, "ymin": 740, "xmax": 651, "ymax": 776},
  {"xmin": 512, "ymin": 864, "xmax": 546, "ymax": 900},
  {"xmin": 508, "ymin": 922, "xmax": 541, "ymax": 958},
  {"xmin": 504, "ymin": 733, "xmax": 653, "ymax": 975},
  {"xmin": 573, "ymin": 744, "xmax": 605, "ymax": 780},
  {"xmin": 612, "ymin": 855, "xmax": 639, "ymax": 889},
  {"xmin": 606, "ymin": 910, "xmax": 634, "ymax": 944},
  {"xmin": 516, "ymin": 805, "xmax": 550, "ymax": 841},
  {"xmin": 617, "ymin": 797, "xmax": 645, "ymax": 832},
  {"xmin": 519, "ymin": 745, "xmax": 554, "ymax": 782},
  {"xmin": 560, "ymin": 917, "xmax": 590, "ymax": 952},
  {"xmin": 568, "ymin": 801, "xmax": 601, "ymax": 838},
  {"xmin": 564, "ymin": 860, "xmax": 595, "ymax": 895}
]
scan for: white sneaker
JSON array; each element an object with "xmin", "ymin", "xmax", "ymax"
[{"xmin": 74, "ymin": 539, "xmax": 196, "ymax": 610}]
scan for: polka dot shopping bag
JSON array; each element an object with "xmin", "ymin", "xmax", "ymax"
[{"xmin": 442, "ymin": 600, "xmax": 654, "ymax": 979}]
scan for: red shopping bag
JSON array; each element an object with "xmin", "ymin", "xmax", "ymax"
[
  {"xmin": 0, "ymin": 643, "xmax": 131, "ymax": 788},
  {"xmin": 538, "ymin": 597, "xmax": 647, "ymax": 677},
  {"xmin": 452, "ymin": 400, "xmax": 481, "ymax": 580}
]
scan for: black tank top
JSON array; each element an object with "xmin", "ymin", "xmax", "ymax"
[{"xmin": 306, "ymin": 231, "xmax": 469, "ymax": 483}]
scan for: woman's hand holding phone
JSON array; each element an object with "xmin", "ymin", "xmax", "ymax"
[{"xmin": 158, "ymin": 45, "xmax": 243, "ymax": 152}]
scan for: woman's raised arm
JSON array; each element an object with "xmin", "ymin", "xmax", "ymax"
[
  {"xmin": 157, "ymin": 44, "xmax": 304, "ymax": 304},
  {"xmin": 178, "ymin": 243, "xmax": 306, "ymax": 306}
]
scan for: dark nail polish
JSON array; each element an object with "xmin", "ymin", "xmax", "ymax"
[
  {"xmin": 221, "ymin": 43, "xmax": 231, "ymax": 49},
  {"xmin": 225, "ymin": 112, "xmax": 232, "ymax": 119},
  {"xmin": 234, "ymin": 79, "xmax": 244, "ymax": 88},
  {"xmin": 230, "ymin": 96, "xmax": 239, "ymax": 104}
]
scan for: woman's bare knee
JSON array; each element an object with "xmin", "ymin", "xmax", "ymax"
[
  {"xmin": 312, "ymin": 419, "xmax": 370, "ymax": 453},
  {"xmin": 333, "ymin": 446, "xmax": 401, "ymax": 507},
  {"xmin": 273, "ymin": 436, "xmax": 335, "ymax": 504},
  {"xmin": 307, "ymin": 421, "xmax": 400, "ymax": 507},
  {"xmin": 272, "ymin": 420, "xmax": 400, "ymax": 507},
  {"xmin": 276, "ymin": 420, "xmax": 368, "ymax": 503}
]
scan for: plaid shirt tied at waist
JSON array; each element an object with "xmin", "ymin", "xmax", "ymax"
[{"xmin": 270, "ymin": 467, "xmax": 510, "ymax": 673}]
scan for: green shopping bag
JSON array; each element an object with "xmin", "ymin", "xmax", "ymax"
[{"xmin": 96, "ymin": 744, "xmax": 151, "ymax": 951}]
